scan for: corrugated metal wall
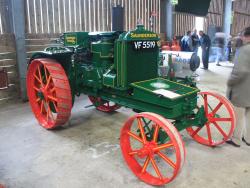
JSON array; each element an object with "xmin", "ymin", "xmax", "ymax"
[
  {"xmin": 231, "ymin": 0, "xmax": 250, "ymax": 35},
  {"xmin": 25, "ymin": 0, "xmax": 161, "ymax": 34}
]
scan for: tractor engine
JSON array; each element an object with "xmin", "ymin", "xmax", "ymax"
[
  {"xmin": 63, "ymin": 31, "xmax": 121, "ymax": 90},
  {"xmin": 62, "ymin": 25, "xmax": 159, "ymax": 93}
]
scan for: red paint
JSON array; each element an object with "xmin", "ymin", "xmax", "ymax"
[
  {"xmin": 120, "ymin": 112, "xmax": 185, "ymax": 186},
  {"xmin": 26, "ymin": 59, "xmax": 72, "ymax": 129},
  {"xmin": 186, "ymin": 91, "xmax": 236, "ymax": 146}
]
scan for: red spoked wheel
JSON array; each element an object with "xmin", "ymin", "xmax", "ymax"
[
  {"xmin": 120, "ymin": 112, "xmax": 185, "ymax": 186},
  {"xmin": 27, "ymin": 58, "xmax": 72, "ymax": 129},
  {"xmin": 186, "ymin": 91, "xmax": 235, "ymax": 146},
  {"xmin": 88, "ymin": 96, "xmax": 120, "ymax": 112}
]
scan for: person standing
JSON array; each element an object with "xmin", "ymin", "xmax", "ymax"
[
  {"xmin": 191, "ymin": 29, "xmax": 199, "ymax": 53},
  {"xmin": 199, "ymin": 31, "xmax": 211, "ymax": 70},
  {"xmin": 181, "ymin": 31, "xmax": 193, "ymax": 52},
  {"xmin": 214, "ymin": 32, "xmax": 226, "ymax": 66},
  {"xmin": 234, "ymin": 32, "xmax": 243, "ymax": 60},
  {"xmin": 226, "ymin": 27, "xmax": 250, "ymax": 147}
]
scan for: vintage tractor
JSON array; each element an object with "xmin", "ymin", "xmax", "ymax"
[{"xmin": 26, "ymin": 25, "xmax": 235, "ymax": 186}]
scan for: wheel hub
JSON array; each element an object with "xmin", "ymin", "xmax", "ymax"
[
  {"xmin": 207, "ymin": 113, "xmax": 214, "ymax": 122},
  {"xmin": 37, "ymin": 91, "xmax": 45, "ymax": 100},
  {"xmin": 138, "ymin": 141, "xmax": 157, "ymax": 158},
  {"xmin": 39, "ymin": 87, "xmax": 50, "ymax": 101}
]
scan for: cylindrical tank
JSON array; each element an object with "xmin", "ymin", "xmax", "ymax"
[
  {"xmin": 171, "ymin": 40, "xmax": 181, "ymax": 51},
  {"xmin": 161, "ymin": 41, "xmax": 171, "ymax": 51},
  {"xmin": 162, "ymin": 45, "xmax": 171, "ymax": 51},
  {"xmin": 159, "ymin": 51, "xmax": 200, "ymax": 78}
]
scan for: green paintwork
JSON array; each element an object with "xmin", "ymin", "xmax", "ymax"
[
  {"xmin": 64, "ymin": 32, "xmax": 89, "ymax": 47},
  {"xmin": 28, "ymin": 25, "xmax": 206, "ymax": 144},
  {"xmin": 114, "ymin": 25, "xmax": 159, "ymax": 89}
]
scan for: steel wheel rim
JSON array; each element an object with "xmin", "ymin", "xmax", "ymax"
[
  {"xmin": 120, "ymin": 112, "xmax": 185, "ymax": 186},
  {"xmin": 27, "ymin": 59, "xmax": 72, "ymax": 129},
  {"xmin": 88, "ymin": 96, "xmax": 120, "ymax": 112},
  {"xmin": 186, "ymin": 91, "xmax": 235, "ymax": 146}
]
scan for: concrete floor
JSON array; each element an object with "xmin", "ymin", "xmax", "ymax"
[{"xmin": 1, "ymin": 62, "xmax": 250, "ymax": 188}]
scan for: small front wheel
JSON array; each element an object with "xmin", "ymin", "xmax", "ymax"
[
  {"xmin": 186, "ymin": 91, "xmax": 236, "ymax": 146},
  {"xmin": 120, "ymin": 112, "xmax": 185, "ymax": 186}
]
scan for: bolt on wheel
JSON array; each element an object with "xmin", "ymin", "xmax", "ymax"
[
  {"xmin": 27, "ymin": 58, "xmax": 72, "ymax": 129},
  {"xmin": 186, "ymin": 91, "xmax": 236, "ymax": 146},
  {"xmin": 120, "ymin": 112, "xmax": 185, "ymax": 186},
  {"xmin": 88, "ymin": 96, "xmax": 120, "ymax": 112}
]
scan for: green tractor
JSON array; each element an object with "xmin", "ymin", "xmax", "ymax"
[{"xmin": 26, "ymin": 25, "xmax": 235, "ymax": 186}]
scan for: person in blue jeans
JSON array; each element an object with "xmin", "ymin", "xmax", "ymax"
[
  {"xmin": 214, "ymin": 32, "xmax": 226, "ymax": 66},
  {"xmin": 199, "ymin": 31, "xmax": 211, "ymax": 70}
]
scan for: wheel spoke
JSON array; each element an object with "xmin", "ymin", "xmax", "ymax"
[
  {"xmin": 204, "ymin": 94, "xmax": 208, "ymax": 115},
  {"xmin": 40, "ymin": 101, "xmax": 44, "ymax": 113},
  {"xmin": 51, "ymin": 101, "xmax": 58, "ymax": 112},
  {"xmin": 44, "ymin": 65, "xmax": 48, "ymax": 80},
  {"xmin": 206, "ymin": 123, "xmax": 212, "ymax": 145},
  {"xmin": 153, "ymin": 124, "xmax": 160, "ymax": 142},
  {"xmin": 141, "ymin": 156, "xmax": 150, "ymax": 174},
  {"xmin": 50, "ymin": 87, "xmax": 56, "ymax": 93},
  {"xmin": 158, "ymin": 151, "xmax": 176, "ymax": 169},
  {"xmin": 212, "ymin": 122, "xmax": 228, "ymax": 138},
  {"xmin": 48, "ymin": 95, "xmax": 58, "ymax": 102},
  {"xmin": 154, "ymin": 142, "xmax": 173, "ymax": 151},
  {"xmin": 137, "ymin": 118, "xmax": 147, "ymax": 144},
  {"xmin": 211, "ymin": 102, "xmax": 223, "ymax": 116},
  {"xmin": 33, "ymin": 74, "xmax": 43, "ymax": 85},
  {"xmin": 33, "ymin": 86, "xmax": 40, "ymax": 91},
  {"xmin": 45, "ymin": 76, "xmax": 52, "ymax": 89},
  {"xmin": 212, "ymin": 117, "xmax": 232, "ymax": 122},
  {"xmin": 127, "ymin": 131, "xmax": 143, "ymax": 143},
  {"xmin": 36, "ymin": 98, "xmax": 41, "ymax": 102},
  {"xmin": 37, "ymin": 66, "xmax": 42, "ymax": 82},
  {"xmin": 129, "ymin": 150, "xmax": 139, "ymax": 156},
  {"xmin": 191, "ymin": 127, "xmax": 202, "ymax": 137},
  {"xmin": 150, "ymin": 157, "xmax": 163, "ymax": 179}
]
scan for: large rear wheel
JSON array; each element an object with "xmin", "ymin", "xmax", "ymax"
[
  {"xmin": 27, "ymin": 58, "xmax": 72, "ymax": 129},
  {"xmin": 120, "ymin": 112, "xmax": 185, "ymax": 186},
  {"xmin": 186, "ymin": 91, "xmax": 235, "ymax": 146}
]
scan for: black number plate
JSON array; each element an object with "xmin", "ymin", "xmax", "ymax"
[{"xmin": 133, "ymin": 41, "xmax": 156, "ymax": 50}]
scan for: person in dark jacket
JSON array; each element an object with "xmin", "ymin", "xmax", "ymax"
[
  {"xmin": 199, "ymin": 31, "xmax": 211, "ymax": 70},
  {"xmin": 191, "ymin": 29, "xmax": 199, "ymax": 53},
  {"xmin": 226, "ymin": 27, "xmax": 250, "ymax": 147}
]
